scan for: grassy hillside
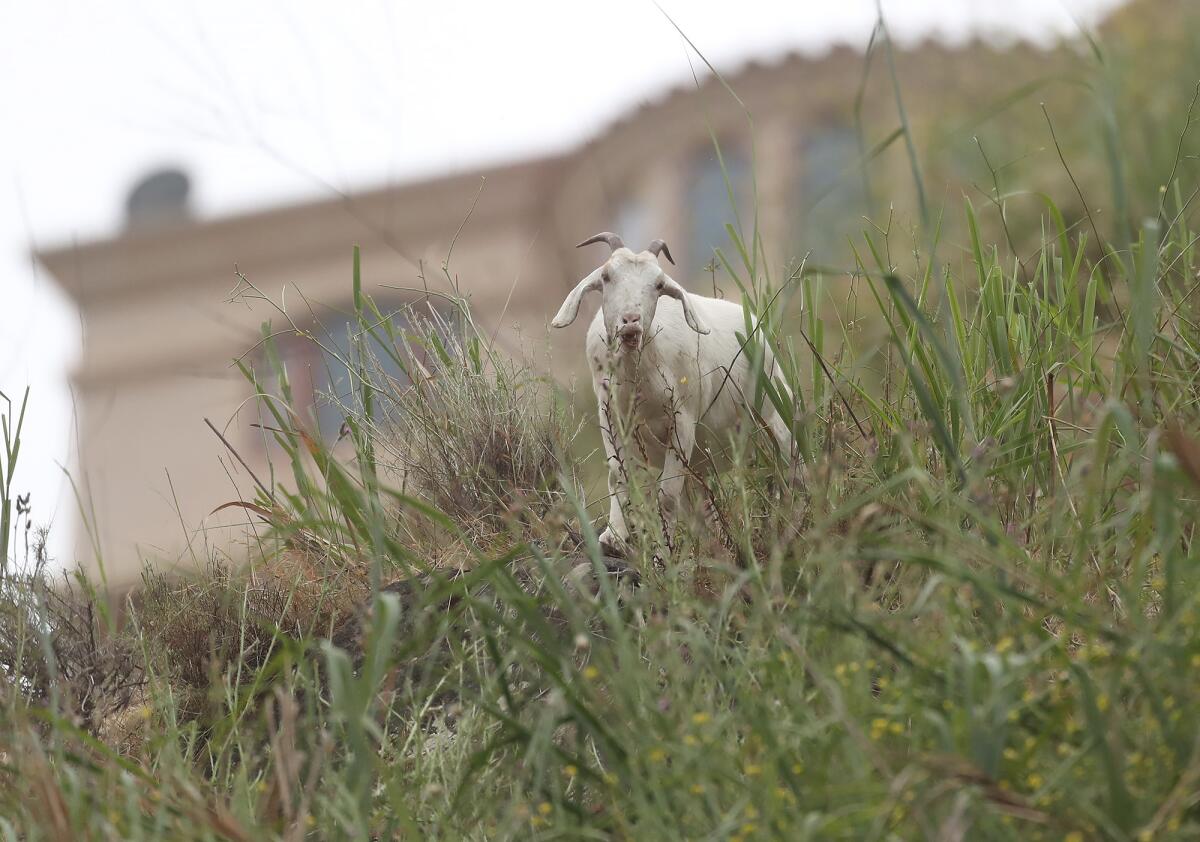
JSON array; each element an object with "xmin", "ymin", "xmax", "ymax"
[{"xmin": 5, "ymin": 17, "xmax": 1200, "ymax": 842}]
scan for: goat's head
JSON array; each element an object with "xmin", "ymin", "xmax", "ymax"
[{"xmin": 551, "ymin": 232, "xmax": 710, "ymax": 352}]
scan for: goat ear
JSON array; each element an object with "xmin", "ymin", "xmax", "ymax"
[
  {"xmin": 551, "ymin": 268, "xmax": 603, "ymax": 328},
  {"xmin": 658, "ymin": 274, "xmax": 711, "ymax": 335}
]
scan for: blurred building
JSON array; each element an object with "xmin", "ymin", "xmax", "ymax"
[{"xmin": 36, "ymin": 6, "xmax": 1171, "ymax": 583}]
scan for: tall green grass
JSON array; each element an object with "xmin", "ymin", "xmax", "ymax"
[{"xmin": 5, "ymin": 15, "xmax": 1200, "ymax": 841}]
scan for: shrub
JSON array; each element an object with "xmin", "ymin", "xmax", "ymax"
[{"xmin": 368, "ymin": 307, "xmax": 576, "ymax": 541}]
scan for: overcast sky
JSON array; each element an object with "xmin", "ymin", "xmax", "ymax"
[{"xmin": 0, "ymin": 0, "xmax": 1126, "ymax": 565}]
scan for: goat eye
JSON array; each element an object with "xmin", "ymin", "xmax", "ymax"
[
  {"xmin": 602, "ymin": 272, "xmax": 611, "ymax": 284},
  {"xmin": 655, "ymin": 281, "xmax": 664, "ymax": 291}
]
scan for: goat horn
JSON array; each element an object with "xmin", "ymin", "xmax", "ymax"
[
  {"xmin": 645, "ymin": 239, "xmax": 675, "ymax": 265},
  {"xmin": 576, "ymin": 232, "xmax": 625, "ymax": 251}
]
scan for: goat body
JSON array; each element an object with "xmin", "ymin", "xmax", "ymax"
[{"xmin": 553, "ymin": 233, "xmax": 793, "ymax": 551}]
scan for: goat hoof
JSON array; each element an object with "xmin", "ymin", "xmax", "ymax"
[{"xmin": 598, "ymin": 528, "xmax": 628, "ymax": 559}]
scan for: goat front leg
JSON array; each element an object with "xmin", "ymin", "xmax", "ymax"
[
  {"xmin": 645, "ymin": 410, "xmax": 697, "ymax": 567},
  {"xmin": 762, "ymin": 354, "xmax": 796, "ymax": 460},
  {"xmin": 659, "ymin": 410, "xmax": 697, "ymax": 518},
  {"xmin": 766, "ymin": 407, "xmax": 794, "ymax": 459},
  {"xmin": 597, "ymin": 395, "xmax": 630, "ymax": 554}
]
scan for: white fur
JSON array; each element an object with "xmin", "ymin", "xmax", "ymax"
[{"xmin": 553, "ymin": 245, "xmax": 793, "ymax": 550}]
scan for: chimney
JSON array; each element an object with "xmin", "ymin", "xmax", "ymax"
[{"xmin": 124, "ymin": 167, "xmax": 192, "ymax": 230}]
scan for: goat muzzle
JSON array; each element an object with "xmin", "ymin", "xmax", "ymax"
[{"xmin": 616, "ymin": 324, "xmax": 643, "ymax": 349}]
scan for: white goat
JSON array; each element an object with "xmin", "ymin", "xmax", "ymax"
[{"xmin": 552, "ymin": 231, "xmax": 793, "ymax": 551}]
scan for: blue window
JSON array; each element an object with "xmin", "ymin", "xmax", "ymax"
[
  {"xmin": 312, "ymin": 304, "xmax": 427, "ymax": 439},
  {"xmin": 252, "ymin": 301, "xmax": 454, "ymax": 445},
  {"xmin": 795, "ymin": 124, "xmax": 867, "ymax": 264},
  {"xmin": 686, "ymin": 144, "xmax": 749, "ymax": 278}
]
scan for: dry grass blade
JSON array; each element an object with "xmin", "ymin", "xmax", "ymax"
[{"xmin": 23, "ymin": 732, "xmax": 73, "ymax": 842}]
